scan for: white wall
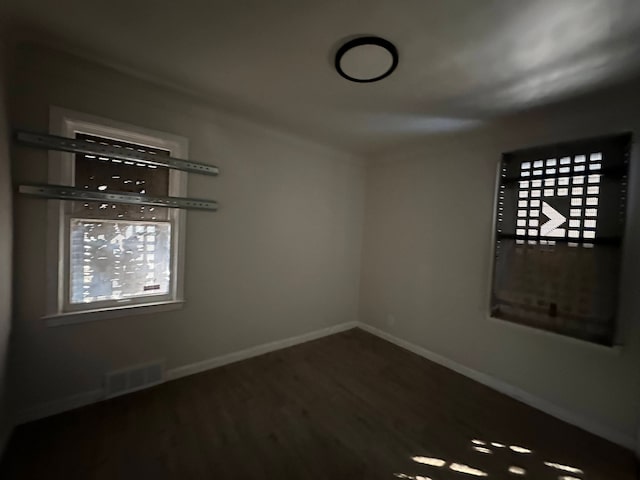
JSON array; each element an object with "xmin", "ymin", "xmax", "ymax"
[
  {"xmin": 360, "ymin": 81, "xmax": 640, "ymax": 449},
  {"xmin": 7, "ymin": 40, "xmax": 639, "ymax": 454},
  {"xmin": 0, "ymin": 41, "xmax": 14, "ymax": 452},
  {"xmin": 8, "ymin": 44, "xmax": 365, "ymax": 417}
]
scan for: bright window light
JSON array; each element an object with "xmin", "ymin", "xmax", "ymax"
[{"xmin": 70, "ymin": 219, "xmax": 171, "ymax": 303}]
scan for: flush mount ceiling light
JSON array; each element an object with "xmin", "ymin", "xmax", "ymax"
[{"xmin": 335, "ymin": 36, "xmax": 398, "ymax": 83}]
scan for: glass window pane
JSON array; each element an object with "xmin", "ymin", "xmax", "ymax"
[{"xmin": 70, "ymin": 219, "xmax": 171, "ymax": 304}]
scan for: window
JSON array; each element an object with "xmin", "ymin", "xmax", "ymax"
[
  {"xmin": 490, "ymin": 133, "xmax": 631, "ymax": 345},
  {"xmin": 46, "ymin": 108, "xmax": 188, "ymax": 323}
]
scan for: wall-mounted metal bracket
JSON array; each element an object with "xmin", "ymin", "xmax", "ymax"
[
  {"xmin": 15, "ymin": 131, "xmax": 219, "ymax": 176},
  {"xmin": 19, "ymin": 184, "xmax": 218, "ymax": 211}
]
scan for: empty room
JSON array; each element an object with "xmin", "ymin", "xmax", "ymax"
[{"xmin": 0, "ymin": 1, "xmax": 639, "ymax": 479}]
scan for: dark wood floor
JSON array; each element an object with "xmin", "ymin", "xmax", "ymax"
[{"xmin": 1, "ymin": 328, "xmax": 636, "ymax": 479}]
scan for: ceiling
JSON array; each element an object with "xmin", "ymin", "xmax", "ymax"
[{"xmin": 2, "ymin": 0, "xmax": 640, "ymax": 154}]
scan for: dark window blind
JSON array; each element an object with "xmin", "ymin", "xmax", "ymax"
[
  {"xmin": 73, "ymin": 133, "xmax": 170, "ymax": 220},
  {"xmin": 491, "ymin": 133, "xmax": 631, "ymax": 345}
]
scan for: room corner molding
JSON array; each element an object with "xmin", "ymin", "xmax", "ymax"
[
  {"xmin": 356, "ymin": 322, "xmax": 636, "ymax": 452},
  {"xmin": 166, "ymin": 321, "xmax": 358, "ymax": 381}
]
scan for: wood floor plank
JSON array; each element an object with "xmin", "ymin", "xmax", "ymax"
[{"xmin": 0, "ymin": 328, "xmax": 636, "ymax": 479}]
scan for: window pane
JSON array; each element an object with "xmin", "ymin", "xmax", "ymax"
[{"xmin": 70, "ymin": 219, "xmax": 171, "ymax": 304}]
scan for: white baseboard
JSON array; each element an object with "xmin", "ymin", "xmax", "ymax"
[
  {"xmin": 15, "ymin": 388, "xmax": 104, "ymax": 426},
  {"xmin": 15, "ymin": 321, "xmax": 358, "ymax": 425},
  {"xmin": 12, "ymin": 320, "xmax": 637, "ymax": 455},
  {"xmin": 357, "ymin": 322, "xmax": 636, "ymax": 452},
  {"xmin": 167, "ymin": 321, "xmax": 358, "ymax": 380}
]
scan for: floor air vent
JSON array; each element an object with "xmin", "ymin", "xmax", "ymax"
[{"xmin": 105, "ymin": 361, "xmax": 164, "ymax": 398}]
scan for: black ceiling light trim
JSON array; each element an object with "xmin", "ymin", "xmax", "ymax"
[{"xmin": 335, "ymin": 36, "xmax": 398, "ymax": 83}]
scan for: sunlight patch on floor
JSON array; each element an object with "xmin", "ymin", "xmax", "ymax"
[
  {"xmin": 394, "ymin": 474, "xmax": 432, "ymax": 480},
  {"xmin": 406, "ymin": 439, "xmax": 585, "ymax": 480},
  {"xmin": 449, "ymin": 463, "xmax": 489, "ymax": 477},
  {"xmin": 509, "ymin": 445, "xmax": 533, "ymax": 454},
  {"xmin": 508, "ymin": 466, "xmax": 526, "ymax": 475},
  {"xmin": 411, "ymin": 456, "xmax": 446, "ymax": 467},
  {"xmin": 472, "ymin": 446, "xmax": 493, "ymax": 454},
  {"xmin": 544, "ymin": 462, "xmax": 583, "ymax": 475}
]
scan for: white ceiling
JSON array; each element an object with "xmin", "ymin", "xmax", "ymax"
[{"xmin": 3, "ymin": 0, "xmax": 640, "ymax": 154}]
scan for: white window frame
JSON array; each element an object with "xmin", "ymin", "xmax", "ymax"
[{"xmin": 45, "ymin": 106, "xmax": 187, "ymax": 326}]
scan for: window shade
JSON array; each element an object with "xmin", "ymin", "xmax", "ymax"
[
  {"xmin": 491, "ymin": 133, "xmax": 631, "ymax": 345},
  {"xmin": 73, "ymin": 133, "xmax": 170, "ymax": 221}
]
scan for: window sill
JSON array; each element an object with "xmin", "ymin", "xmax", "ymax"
[
  {"xmin": 44, "ymin": 300, "xmax": 185, "ymax": 327},
  {"xmin": 487, "ymin": 314, "xmax": 623, "ymax": 355}
]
